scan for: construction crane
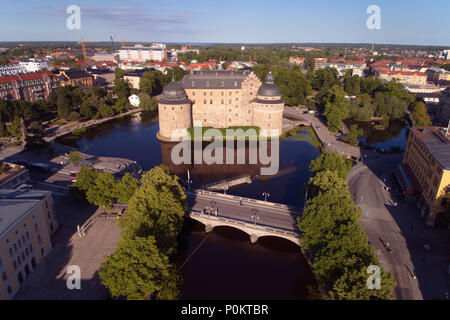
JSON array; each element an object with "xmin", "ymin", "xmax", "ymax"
[
  {"xmin": 77, "ymin": 38, "xmax": 98, "ymax": 61},
  {"xmin": 121, "ymin": 39, "xmax": 131, "ymax": 47}
]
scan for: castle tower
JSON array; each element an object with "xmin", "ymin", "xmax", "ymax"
[
  {"xmin": 251, "ymin": 72, "xmax": 284, "ymax": 137},
  {"xmin": 158, "ymin": 81, "xmax": 192, "ymax": 141}
]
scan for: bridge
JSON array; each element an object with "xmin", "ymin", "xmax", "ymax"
[
  {"xmin": 185, "ymin": 189, "xmax": 302, "ymax": 246},
  {"xmin": 283, "ymin": 107, "xmax": 361, "ymax": 161}
]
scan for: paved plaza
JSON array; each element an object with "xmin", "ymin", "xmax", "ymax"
[{"xmin": 15, "ymin": 196, "xmax": 122, "ymax": 300}]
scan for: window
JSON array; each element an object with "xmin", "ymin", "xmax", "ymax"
[
  {"xmin": 34, "ymin": 223, "xmax": 39, "ymax": 232},
  {"xmin": 7, "ymin": 286, "xmax": 11, "ymax": 295},
  {"xmin": 210, "ymin": 100, "xmax": 213, "ymax": 104},
  {"xmin": 206, "ymin": 81, "xmax": 210, "ymax": 87},
  {"xmin": 203, "ymin": 99, "xmax": 207, "ymax": 104},
  {"xmin": 2, "ymin": 271, "xmax": 7, "ymax": 281},
  {"xmin": 13, "ymin": 244, "xmax": 17, "ymax": 252},
  {"xmin": 9, "ymin": 248, "xmax": 13, "ymax": 257},
  {"xmin": 41, "ymin": 248, "xmax": 45, "ymax": 256},
  {"xmin": 38, "ymin": 235, "xmax": 42, "ymax": 244},
  {"xmin": 0, "ymin": 258, "xmax": 2, "ymax": 267}
]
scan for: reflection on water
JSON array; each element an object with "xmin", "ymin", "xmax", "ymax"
[
  {"xmin": 58, "ymin": 112, "xmax": 321, "ymax": 299},
  {"xmin": 346, "ymin": 119, "xmax": 409, "ymax": 151}
]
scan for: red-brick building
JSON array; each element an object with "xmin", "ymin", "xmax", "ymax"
[{"xmin": 0, "ymin": 70, "xmax": 59, "ymax": 102}]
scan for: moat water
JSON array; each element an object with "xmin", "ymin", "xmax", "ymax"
[{"xmin": 58, "ymin": 112, "xmax": 320, "ymax": 299}]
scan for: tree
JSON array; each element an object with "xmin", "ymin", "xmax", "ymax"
[
  {"xmin": 312, "ymin": 67, "xmax": 340, "ymax": 91},
  {"xmin": 98, "ymin": 236, "xmax": 171, "ymax": 300},
  {"xmin": 85, "ymin": 171, "xmax": 118, "ymax": 208},
  {"xmin": 330, "ymin": 267, "xmax": 396, "ymax": 300},
  {"xmin": 323, "ymin": 85, "xmax": 349, "ymax": 133},
  {"xmin": 310, "ymin": 151, "xmax": 352, "ymax": 179},
  {"xmin": 70, "ymin": 165, "xmax": 99, "ymax": 199},
  {"xmin": 116, "ymin": 173, "xmax": 139, "ymax": 204},
  {"xmin": 140, "ymin": 71, "xmax": 164, "ymax": 96},
  {"xmin": 119, "ymin": 165, "xmax": 187, "ymax": 256},
  {"xmin": 342, "ymin": 124, "xmax": 363, "ymax": 146},
  {"xmin": 113, "ymin": 78, "xmax": 132, "ymax": 100},
  {"xmin": 68, "ymin": 150, "xmax": 82, "ymax": 166},
  {"xmin": 98, "ymin": 103, "xmax": 115, "ymax": 118},
  {"xmin": 411, "ymin": 102, "xmax": 432, "ymax": 126}
]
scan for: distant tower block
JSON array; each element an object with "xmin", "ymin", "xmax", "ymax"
[
  {"xmin": 157, "ymin": 81, "xmax": 192, "ymax": 141},
  {"xmin": 251, "ymin": 72, "xmax": 284, "ymax": 137}
]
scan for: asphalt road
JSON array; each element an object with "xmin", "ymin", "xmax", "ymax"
[
  {"xmin": 348, "ymin": 153, "xmax": 449, "ymax": 300},
  {"xmin": 186, "ymin": 192, "xmax": 301, "ymax": 232}
]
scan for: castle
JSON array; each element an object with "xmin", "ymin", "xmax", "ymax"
[{"xmin": 157, "ymin": 70, "xmax": 284, "ymax": 140}]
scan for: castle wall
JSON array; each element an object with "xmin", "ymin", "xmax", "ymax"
[
  {"xmin": 252, "ymin": 99, "xmax": 284, "ymax": 137},
  {"xmin": 158, "ymin": 102, "xmax": 192, "ymax": 140},
  {"xmin": 184, "ymin": 72, "xmax": 261, "ymax": 128}
]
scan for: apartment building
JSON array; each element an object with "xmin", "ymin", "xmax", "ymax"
[
  {"xmin": 314, "ymin": 58, "xmax": 328, "ymax": 71},
  {"xmin": 0, "ymin": 59, "xmax": 48, "ymax": 76},
  {"xmin": 0, "ymin": 70, "xmax": 58, "ymax": 102},
  {"xmin": 289, "ymin": 57, "xmax": 305, "ymax": 65},
  {"xmin": 426, "ymin": 67, "xmax": 450, "ymax": 85},
  {"xmin": 0, "ymin": 189, "xmax": 58, "ymax": 299},
  {"xmin": 119, "ymin": 44, "xmax": 167, "ymax": 62},
  {"xmin": 376, "ymin": 70, "xmax": 427, "ymax": 85},
  {"xmin": 321, "ymin": 61, "xmax": 366, "ymax": 77},
  {"xmin": 400, "ymin": 126, "xmax": 450, "ymax": 225}
]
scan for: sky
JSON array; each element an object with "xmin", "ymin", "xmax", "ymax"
[{"xmin": 1, "ymin": 0, "xmax": 449, "ymax": 46}]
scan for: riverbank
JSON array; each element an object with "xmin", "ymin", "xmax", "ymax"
[{"xmin": 44, "ymin": 108, "xmax": 143, "ymax": 143}]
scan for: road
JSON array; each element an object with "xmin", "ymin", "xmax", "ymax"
[
  {"xmin": 348, "ymin": 153, "xmax": 449, "ymax": 300},
  {"xmin": 186, "ymin": 191, "xmax": 301, "ymax": 233},
  {"xmin": 283, "ymin": 107, "xmax": 361, "ymax": 159}
]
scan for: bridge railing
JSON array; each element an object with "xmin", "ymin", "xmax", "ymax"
[
  {"xmin": 187, "ymin": 189, "xmax": 303, "ymax": 214},
  {"xmin": 188, "ymin": 209, "xmax": 301, "ymax": 238}
]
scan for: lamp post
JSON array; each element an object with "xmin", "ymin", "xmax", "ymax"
[
  {"xmin": 251, "ymin": 208, "xmax": 259, "ymax": 225},
  {"xmin": 262, "ymin": 192, "xmax": 270, "ymax": 202},
  {"xmin": 187, "ymin": 169, "xmax": 192, "ymax": 192}
]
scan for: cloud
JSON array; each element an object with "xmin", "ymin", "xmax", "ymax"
[{"xmin": 80, "ymin": 6, "xmax": 191, "ymax": 33}]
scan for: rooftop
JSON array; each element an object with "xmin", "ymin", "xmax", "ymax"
[
  {"xmin": 411, "ymin": 126, "xmax": 450, "ymax": 170},
  {"xmin": 0, "ymin": 189, "xmax": 50, "ymax": 236},
  {"xmin": 181, "ymin": 70, "xmax": 251, "ymax": 89}
]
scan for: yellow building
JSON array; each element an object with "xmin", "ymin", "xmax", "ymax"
[
  {"xmin": 0, "ymin": 189, "xmax": 58, "ymax": 299},
  {"xmin": 402, "ymin": 126, "xmax": 450, "ymax": 225}
]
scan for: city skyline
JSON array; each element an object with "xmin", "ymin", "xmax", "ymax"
[{"xmin": 1, "ymin": 0, "xmax": 450, "ymax": 46}]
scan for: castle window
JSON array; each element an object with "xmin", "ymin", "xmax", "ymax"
[
  {"xmin": 210, "ymin": 100, "xmax": 213, "ymax": 104},
  {"xmin": 221, "ymin": 92, "xmax": 224, "ymax": 96},
  {"xmin": 203, "ymin": 99, "xmax": 207, "ymax": 104}
]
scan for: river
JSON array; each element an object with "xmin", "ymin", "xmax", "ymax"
[{"xmin": 57, "ymin": 112, "xmax": 320, "ymax": 299}]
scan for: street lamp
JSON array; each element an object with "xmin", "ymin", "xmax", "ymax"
[
  {"xmin": 262, "ymin": 192, "xmax": 270, "ymax": 202},
  {"xmin": 251, "ymin": 208, "xmax": 259, "ymax": 225},
  {"xmin": 186, "ymin": 169, "xmax": 192, "ymax": 192}
]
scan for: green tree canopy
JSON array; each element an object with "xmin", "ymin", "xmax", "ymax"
[
  {"xmin": 310, "ymin": 151, "xmax": 352, "ymax": 179},
  {"xmin": 98, "ymin": 236, "xmax": 171, "ymax": 300}
]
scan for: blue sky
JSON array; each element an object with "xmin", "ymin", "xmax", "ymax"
[{"xmin": 1, "ymin": 0, "xmax": 449, "ymax": 45}]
